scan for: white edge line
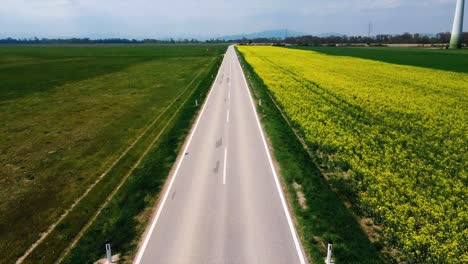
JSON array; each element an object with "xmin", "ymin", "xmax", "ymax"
[
  {"xmin": 133, "ymin": 52, "xmax": 226, "ymax": 264},
  {"xmin": 235, "ymin": 48, "xmax": 307, "ymax": 264},
  {"xmin": 223, "ymin": 147, "xmax": 227, "ymax": 185}
]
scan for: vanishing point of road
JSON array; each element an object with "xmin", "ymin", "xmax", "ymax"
[{"xmin": 134, "ymin": 46, "xmax": 307, "ymax": 264}]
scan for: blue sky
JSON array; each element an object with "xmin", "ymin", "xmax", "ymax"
[{"xmin": 0, "ymin": 0, "xmax": 466, "ymax": 39}]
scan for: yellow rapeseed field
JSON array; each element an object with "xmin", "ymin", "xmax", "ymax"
[{"xmin": 237, "ymin": 46, "xmax": 467, "ymax": 263}]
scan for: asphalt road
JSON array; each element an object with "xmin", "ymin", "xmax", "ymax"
[{"xmin": 134, "ymin": 46, "xmax": 306, "ymax": 264}]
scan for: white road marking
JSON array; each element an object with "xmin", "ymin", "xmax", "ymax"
[
  {"xmin": 228, "ymin": 90, "xmax": 231, "ymax": 99},
  {"xmin": 226, "ymin": 109, "xmax": 230, "ymax": 123},
  {"xmin": 236, "ymin": 50, "xmax": 307, "ymax": 264},
  {"xmin": 223, "ymin": 147, "xmax": 227, "ymax": 185},
  {"xmin": 133, "ymin": 55, "xmax": 224, "ymax": 264}
]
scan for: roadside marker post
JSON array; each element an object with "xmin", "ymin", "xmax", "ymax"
[
  {"xmin": 325, "ymin": 240, "xmax": 333, "ymax": 264},
  {"xmin": 105, "ymin": 243, "xmax": 112, "ymax": 264}
]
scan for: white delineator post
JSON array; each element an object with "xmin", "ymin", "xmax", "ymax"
[
  {"xmin": 326, "ymin": 240, "xmax": 333, "ymax": 264},
  {"xmin": 450, "ymin": 0, "xmax": 465, "ymax": 49},
  {"xmin": 105, "ymin": 243, "xmax": 112, "ymax": 264}
]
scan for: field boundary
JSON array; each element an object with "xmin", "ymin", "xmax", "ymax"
[
  {"xmin": 266, "ymin": 91, "xmax": 314, "ymax": 158},
  {"xmin": 16, "ymin": 67, "xmax": 206, "ymax": 264}
]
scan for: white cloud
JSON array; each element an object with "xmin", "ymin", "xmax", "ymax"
[
  {"xmin": 1, "ymin": 0, "xmax": 77, "ymax": 19},
  {"xmin": 0, "ymin": 0, "xmax": 462, "ymax": 38}
]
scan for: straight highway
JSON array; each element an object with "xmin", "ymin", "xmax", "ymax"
[{"xmin": 134, "ymin": 46, "xmax": 306, "ymax": 264}]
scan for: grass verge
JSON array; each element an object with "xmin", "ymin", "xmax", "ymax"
[
  {"xmin": 236, "ymin": 47, "xmax": 383, "ymax": 264},
  {"xmin": 58, "ymin": 55, "xmax": 223, "ymax": 264}
]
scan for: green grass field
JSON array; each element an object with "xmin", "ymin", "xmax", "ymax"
[
  {"xmin": 0, "ymin": 44, "xmax": 226, "ymax": 263},
  {"xmin": 292, "ymin": 46, "xmax": 468, "ymax": 73}
]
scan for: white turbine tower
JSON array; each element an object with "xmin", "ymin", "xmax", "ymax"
[{"xmin": 450, "ymin": 0, "xmax": 465, "ymax": 49}]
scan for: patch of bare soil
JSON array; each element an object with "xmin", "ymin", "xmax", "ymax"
[{"xmin": 292, "ymin": 181, "xmax": 308, "ymax": 209}]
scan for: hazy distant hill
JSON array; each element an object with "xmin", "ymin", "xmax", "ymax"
[{"xmin": 221, "ymin": 29, "xmax": 308, "ymax": 40}]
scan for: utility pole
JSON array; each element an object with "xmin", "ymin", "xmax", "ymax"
[{"xmin": 450, "ymin": 0, "xmax": 465, "ymax": 49}]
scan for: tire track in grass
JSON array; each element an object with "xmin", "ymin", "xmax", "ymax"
[{"xmin": 16, "ymin": 68, "xmax": 205, "ymax": 264}]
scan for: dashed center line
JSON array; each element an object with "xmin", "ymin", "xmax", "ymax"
[
  {"xmin": 223, "ymin": 147, "xmax": 227, "ymax": 185},
  {"xmin": 226, "ymin": 109, "xmax": 230, "ymax": 123}
]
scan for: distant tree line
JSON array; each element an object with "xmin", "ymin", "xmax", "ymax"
[
  {"xmin": 1, "ymin": 32, "xmax": 467, "ymax": 46},
  {"xmin": 0, "ymin": 37, "xmax": 223, "ymax": 44},
  {"xmin": 243, "ymin": 32, "xmax": 468, "ymax": 46}
]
